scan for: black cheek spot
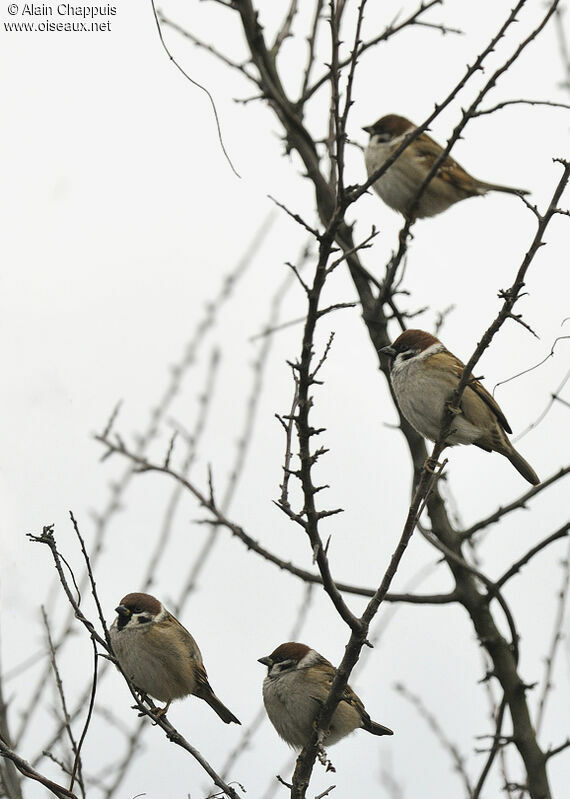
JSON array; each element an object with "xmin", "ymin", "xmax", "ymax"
[{"xmin": 137, "ymin": 615, "xmax": 151, "ymax": 624}]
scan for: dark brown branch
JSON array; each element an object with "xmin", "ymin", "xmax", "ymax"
[
  {"xmin": 96, "ymin": 430, "xmax": 456, "ymax": 606},
  {"xmin": 278, "ymin": 229, "xmax": 365, "ymax": 633},
  {"xmin": 291, "ymin": 462, "xmax": 444, "ymax": 798},
  {"xmin": 545, "ymin": 738, "xmax": 570, "ymax": 760},
  {"xmin": 473, "ymin": 98, "xmax": 570, "ymax": 116},
  {"xmin": 271, "ymin": 0, "xmax": 299, "ymax": 56},
  {"xmin": 0, "ymin": 734, "xmax": 78, "ymax": 799},
  {"xmin": 300, "ymin": 0, "xmax": 446, "ymax": 104},
  {"xmin": 494, "ymin": 524, "xmax": 570, "ymax": 589},
  {"xmin": 472, "ymin": 699, "xmax": 508, "ymax": 799},
  {"xmin": 461, "ymin": 466, "xmax": 570, "ymax": 540},
  {"xmin": 300, "ymin": 0, "xmax": 325, "ymax": 100}
]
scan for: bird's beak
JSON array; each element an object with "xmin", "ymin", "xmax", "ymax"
[
  {"xmin": 380, "ymin": 344, "xmax": 396, "ymax": 358},
  {"xmin": 115, "ymin": 604, "xmax": 131, "ymax": 619},
  {"xmin": 362, "ymin": 125, "xmax": 373, "ymax": 134},
  {"xmin": 257, "ymin": 656, "xmax": 272, "ymax": 667}
]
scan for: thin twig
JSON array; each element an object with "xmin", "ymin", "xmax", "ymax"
[
  {"xmin": 534, "ymin": 535, "xmax": 570, "ymax": 733},
  {"xmin": 150, "ymin": 0, "xmax": 240, "ymax": 177},
  {"xmin": 41, "ymin": 608, "xmax": 85, "ymax": 798},
  {"xmin": 0, "ymin": 734, "xmax": 78, "ymax": 799},
  {"xmin": 461, "ymin": 466, "xmax": 570, "ymax": 540},
  {"xmin": 394, "ymin": 682, "xmax": 472, "ymax": 796}
]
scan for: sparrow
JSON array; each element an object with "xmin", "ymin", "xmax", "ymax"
[
  {"xmin": 109, "ymin": 592, "xmax": 240, "ymax": 723},
  {"xmin": 380, "ymin": 329, "xmax": 540, "ymax": 485},
  {"xmin": 258, "ymin": 642, "xmax": 393, "ymax": 748},
  {"xmin": 363, "ymin": 114, "xmax": 529, "ymax": 219}
]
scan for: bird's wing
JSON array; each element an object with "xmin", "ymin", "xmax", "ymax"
[
  {"xmin": 310, "ymin": 669, "xmax": 365, "ymax": 712},
  {"xmin": 167, "ymin": 613, "xmax": 207, "ymax": 667},
  {"xmin": 427, "ymin": 351, "xmax": 512, "ymax": 433},
  {"xmin": 414, "ymin": 133, "xmax": 479, "ymax": 193}
]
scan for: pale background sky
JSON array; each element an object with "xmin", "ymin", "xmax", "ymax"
[{"xmin": 1, "ymin": 1, "xmax": 569, "ymax": 797}]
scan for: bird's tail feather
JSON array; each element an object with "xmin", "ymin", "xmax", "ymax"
[
  {"xmin": 506, "ymin": 447, "xmax": 540, "ymax": 486},
  {"xmin": 363, "ymin": 717, "xmax": 394, "ymax": 736},
  {"xmin": 203, "ymin": 692, "xmax": 241, "ymax": 725},
  {"xmin": 479, "ymin": 181, "xmax": 529, "ymax": 197}
]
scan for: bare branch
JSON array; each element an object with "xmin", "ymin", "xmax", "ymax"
[
  {"xmin": 0, "ymin": 734, "xmax": 78, "ymax": 799},
  {"xmin": 96, "ymin": 429, "xmax": 455, "ymax": 605},
  {"xmin": 41, "ymin": 608, "xmax": 85, "ymax": 798},
  {"xmin": 473, "ymin": 98, "xmax": 570, "ymax": 116},
  {"xmin": 271, "ymin": 0, "xmax": 299, "ymax": 56},
  {"xmin": 461, "ymin": 466, "xmax": 570, "ymax": 540},
  {"xmin": 157, "ymin": 11, "xmax": 261, "ymax": 86},
  {"xmin": 472, "ymin": 699, "xmax": 508, "ymax": 799},
  {"xmin": 301, "ymin": 0, "xmax": 448, "ymax": 104},
  {"xmin": 494, "ymin": 524, "xmax": 570, "ymax": 590},
  {"xmin": 300, "ymin": 0, "xmax": 325, "ymax": 100}
]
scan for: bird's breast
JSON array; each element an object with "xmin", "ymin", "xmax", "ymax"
[
  {"xmin": 391, "ymin": 360, "xmax": 481, "ymax": 444},
  {"xmin": 110, "ymin": 624, "xmax": 196, "ymax": 702}
]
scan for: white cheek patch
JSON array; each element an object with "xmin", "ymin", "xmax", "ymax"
[
  {"xmin": 416, "ymin": 342, "xmax": 445, "ymax": 361},
  {"xmin": 392, "ymin": 341, "xmax": 444, "ymax": 372},
  {"xmin": 297, "ymin": 650, "xmax": 321, "ymax": 670},
  {"xmin": 271, "ymin": 660, "xmax": 294, "ymax": 677}
]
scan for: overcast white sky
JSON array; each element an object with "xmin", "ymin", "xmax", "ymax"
[{"xmin": 1, "ymin": 1, "xmax": 569, "ymax": 797}]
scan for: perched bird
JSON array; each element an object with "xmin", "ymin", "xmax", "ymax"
[
  {"xmin": 110, "ymin": 592, "xmax": 240, "ymax": 723},
  {"xmin": 258, "ymin": 642, "xmax": 393, "ymax": 748},
  {"xmin": 380, "ymin": 329, "xmax": 540, "ymax": 485},
  {"xmin": 363, "ymin": 114, "xmax": 528, "ymax": 219}
]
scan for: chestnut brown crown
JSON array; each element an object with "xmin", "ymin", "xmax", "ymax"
[
  {"xmin": 382, "ymin": 329, "xmax": 441, "ymax": 359},
  {"xmin": 259, "ymin": 642, "xmax": 311, "ymax": 667},
  {"xmin": 363, "ymin": 114, "xmax": 414, "ymax": 139},
  {"xmin": 117, "ymin": 592, "xmax": 162, "ymax": 616}
]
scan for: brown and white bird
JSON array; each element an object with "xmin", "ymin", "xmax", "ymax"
[
  {"xmin": 381, "ymin": 329, "xmax": 539, "ymax": 485},
  {"xmin": 363, "ymin": 114, "xmax": 528, "ymax": 219},
  {"xmin": 110, "ymin": 592, "xmax": 240, "ymax": 723},
  {"xmin": 258, "ymin": 642, "xmax": 393, "ymax": 748}
]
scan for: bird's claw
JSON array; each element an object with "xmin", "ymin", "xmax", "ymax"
[{"xmin": 424, "ymin": 457, "xmax": 443, "ymax": 474}]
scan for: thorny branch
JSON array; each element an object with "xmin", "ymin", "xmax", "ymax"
[{"xmin": 95, "ymin": 431, "xmax": 453, "ymax": 606}]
